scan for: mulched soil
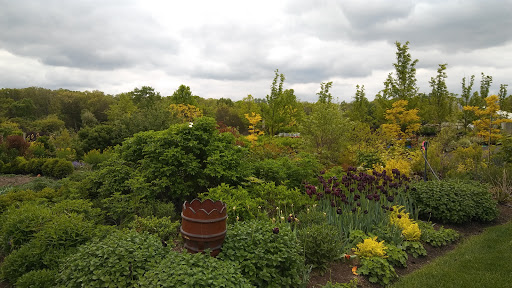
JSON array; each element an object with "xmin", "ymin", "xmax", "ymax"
[
  {"xmin": 307, "ymin": 203, "xmax": 512, "ymax": 288},
  {"xmin": 0, "ymin": 175, "xmax": 36, "ymax": 188}
]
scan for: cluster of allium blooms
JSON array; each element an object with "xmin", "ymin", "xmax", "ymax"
[{"xmin": 304, "ymin": 166, "xmax": 411, "ymax": 214}]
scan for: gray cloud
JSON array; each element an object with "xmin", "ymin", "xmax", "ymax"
[{"xmin": 0, "ymin": 0, "xmax": 178, "ymax": 70}]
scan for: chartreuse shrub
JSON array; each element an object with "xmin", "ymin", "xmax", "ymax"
[
  {"xmin": 410, "ymin": 179, "xmax": 498, "ymax": 224},
  {"xmin": 219, "ymin": 220, "xmax": 305, "ymax": 288},
  {"xmin": 296, "ymin": 223, "xmax": 344, "ymax": 270},
  {"xmin": 352, "ymin": 236, "xmax": 398, "ymax": 286},
  {"xmin": 58, "ymin": 230, "xmax": 167, "ymax": 288},
  {"xmin": 139, "ymin": 251, "xmax": 253, "ymax": 287},
  {"xmin": 0, "ymin": 187, "xmax": 60, "ymax": 211},
  {"xmin": 15, "ymin": 269, "xmax": 57, "ymax": 288}
]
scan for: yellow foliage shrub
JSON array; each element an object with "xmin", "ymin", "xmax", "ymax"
[{"xmin": 353, "ymin": 236, "xmax": 387, "ymax": 258}]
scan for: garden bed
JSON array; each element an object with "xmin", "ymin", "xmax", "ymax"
[{"xmin": 307, "ymin": 203, "xmax": 512, "ymax": 287}]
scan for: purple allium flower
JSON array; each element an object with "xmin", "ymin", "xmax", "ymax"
[
  {"xmin": 273, "ymin": 227, "xmax": 279, "ymax": 234},
  {"xmin": 357, "ymin": 202, "xmax": 361, "ymax": 207},
  {"xmin": 397, "ymin": 214, "xmax": 402, "ymax": 219},
  {"xmin": 389, "ymin": 207, "xmax": 394, "ymax": 212},
  {"xmin": 331, "ymin": 201, "xmax": 336, "ymax": 207},
  {"xmin": 366, "ymin": 195, "xmax": 373, "ymax": 200},
  {"xmin": 348, "ymin": 166, "xmax": 356, "ymax": 172},
  {"xmin": 351, "ymin": 207, "xmax": 357, "ymax": 213},
  {"xmin": 364, "ymin": 210, "xmax": 368, "ymax": 214},
  {"xmin": 387, "ymin": 196, "xmax": 394, "ymax": 202},
  {"xmin": 336, "ymin": 208, "xmax": 343, "ymax": 215}
]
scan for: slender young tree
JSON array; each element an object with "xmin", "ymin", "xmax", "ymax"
[{"xmin": 381, "ymin": 41, "xmax": 419, "ymax": 101}]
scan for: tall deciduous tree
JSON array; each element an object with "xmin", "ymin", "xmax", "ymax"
[
  {"xmin": 460, "ymin": 75, "xmax": 476, "ymax": 132},
  {"xmin": 347, "ymin": 85, "xmax": 373, "ymax": 124},
  {"xmin": 301, "ymin": 102, "xmax": 355, "ymax": 164},
  {"xmin": 427, "ymin": 64, "xmax": 454, "ymax": 125},
  {"xmin": 317, "ymin": 81, "xmax": 333, "ymax": 104},
  {"xmin": 381, "ymin": 41, "xmax": 419, "ymax": 101},
  {"xmin": 170, "ymin": 85, "xmax": 197, "ymax": 106},
  {"xmin": 262, "ymin": 69, "xmax": 301, "ymax": 135}
]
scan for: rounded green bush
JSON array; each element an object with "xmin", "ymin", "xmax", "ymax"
[
  {"xmin": 139, "ymin": 251, "xmax": 253, "ymax": 287},
  {"xmin": 219, "ymin": 220, "xmax": 305, "ymax": 288},
  {"xmin": 0, "ymin": 202, "xmax": 53, "ymax": 254},
  {"xmin": 296, "ymin": 223, "xmax": 343, "ymax": 270},
  {"xmin": 410, "ymin": 179, "xmax": 498, "ymax": 224},
  {"xmin": 58, "ymin": 230, "xmax": 167, "ymax": 288},
  {"xmin": 51, "ymin": 159, "xmax": 74, "ymax": 178},
  {"xmin": 16, "ymin": 269, "xmax": 57, "ymax": 288},
  {"xmin": 1, "ymin": 213, "xmax": 98, "ymax": 283}
]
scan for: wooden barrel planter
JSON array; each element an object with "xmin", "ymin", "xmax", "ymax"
[{"xmin": 180, "ymin": 199, "xmax": 227, "ymax": 257}]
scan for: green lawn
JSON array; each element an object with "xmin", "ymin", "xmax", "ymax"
[{"xmin": 392, "ymin": 221, "xmax": 512, "ymax": 288}]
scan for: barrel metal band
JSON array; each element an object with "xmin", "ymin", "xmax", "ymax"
[{"xmin": 181, "ymin": 213, "xmax": 228, "ymax": 223}]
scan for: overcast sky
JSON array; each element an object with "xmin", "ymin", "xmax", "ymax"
[{"xmin": 1, "ymin": 0, "xmax": 511, "ymax": 102}]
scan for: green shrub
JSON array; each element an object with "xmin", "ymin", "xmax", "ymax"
[
  {"xmin": 252, "ymin": 153, "xmax": 321, "ymax": 189},
  {"xmin": 52, "ymin": 199, "xmax": 104, "ymax": 223},
  {"xmin": 0, "ymin": 202, "xmax": 53, "ymax": 254},
  {"xmin": 296, "ymin": 207, "xmax": 328, "ymax": 228},
  {"xmin": 138, "ymin": 200, "xmax": 177, "ymax": 219},
  {"xmin": 357, "ymin": 257, "xmax": 397, "ymax": 286},
  {"xmin": 58, "ymin": 230, "xmax": 167, "ymax": 288},
  {"xmin": 1, "ymin": 243, "xmax": 45, "ymax": 283},
  {"xmin": 296, "ymin": 223, "xmax": 343, "ymax": 270},
  {"xmin": 219, "ymin": 220, "xmax": 305, "ymax": 288},
  {"xmin": 15, "ymin": 269, "xmax": 57, "ymax": 288},
  {"xmin": 82, "ymin": 148, "xmax": 113, "ymax": 169},
  {"xmin": 418, "ymin": 221, "xmax": 459, "ymax": 247},
  {"xmin": 129, "ymin": 216, "xmax": 180, "ymax": 243},
  {"xmin": 1, "ymin": 213, "xmax": 98, "ymax": 283},
  {"xmin": 410, "ymin": 180, "xmax": 499, "ymax": 224},
  {"xmin": 51, "ymin": 159, "xmax": 74, "ymax": 178},
  {"xmin": 200, "ymin": 183, "xmax": 266, "ymax": 224},
  {"xmin": 402, "ymin": 241, "xmax": 427, "ymax": 258},
  {"xmin": 0, "ymin": 187, "xmax": 60, "ymax": 212},
  {"xmin": 139, "ymin": 251, "xmax": 253, "ymax": 287},
  {"xmin": 384, "ymin": 243, "xmax": 408, "ymax": 268},
  {"xmin": 41, "ymin": 158, "xmax": 74, "ymax": 178}
]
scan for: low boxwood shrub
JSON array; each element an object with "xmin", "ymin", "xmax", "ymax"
[
  {"xmin": 296, "ymin": 223, "xmax": 343, "ymax": 270},
  {"xmin": 58, "ymin": 230, "xmax": 167, "ymax": 288},
  {"xmin": 15, "ymin": 269, "xmax": 57, "ymax": 288},
  {"xmin": 219, "ymin": 220, "xmax": 305, "ymax": 288},
  {"xmin": 410, "ymin": 179, "xmax": 499, "ymax": 224},
  {"xmin": 41, "ymin": 158, "xmax": 74, "ymax": 179},
  {"xmin": 139, "ymin": 251, "xmax": 253, "ymax": 287}
]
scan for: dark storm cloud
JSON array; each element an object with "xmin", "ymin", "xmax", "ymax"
[{"xmin": 0, "ymin": 0, "xmax": 178, "ymax": 70}]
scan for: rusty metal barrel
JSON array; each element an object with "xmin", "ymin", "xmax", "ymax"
[{"xmin": 180, "ymin": 199, "xmax": 227, "ymax": 257}]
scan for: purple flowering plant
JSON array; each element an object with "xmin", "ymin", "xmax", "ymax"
[{"xmin": 304, "ymin": 166, "xmax": 416, "ymax": 235}]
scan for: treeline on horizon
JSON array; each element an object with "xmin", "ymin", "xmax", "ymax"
[{"xmin": 1, "ymin": 42, "xmax": 512, "ymax": 155}]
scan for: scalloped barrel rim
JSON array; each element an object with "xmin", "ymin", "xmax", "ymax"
[{"xmin": 181, "ymin": 199, "xmax": 227, "ymax": 257}]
